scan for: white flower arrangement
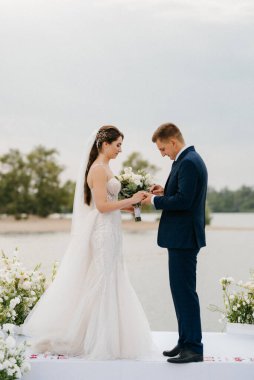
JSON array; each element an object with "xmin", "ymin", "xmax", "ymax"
[
  {"xmin": 209, "ymin": 270, "xmax": 254, "ymax": 325},
  {"xmin": 0, "ymin": 249, "xmax": 48, "ymax": 326},
  {"xmin": 0, "ymin": 323, "xmax": 31, "ymax": 379},
  {"xmin": 116, "ymin": 167, "xmax": 153, "ymax": 221}
]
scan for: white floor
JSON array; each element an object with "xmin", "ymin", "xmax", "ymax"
[{"xmin": 21, "ymin": 332, "xmax": 254, "ymax": 380}]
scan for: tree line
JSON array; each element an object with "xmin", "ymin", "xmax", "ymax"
[
  {"xmin": 207, "ymin": 186, "xmax": 254, "ymax": 212},
  {"xmin": 0, "ymin": 146, "xmax": 253, "ymax": 219},
  {"xmin": 0, "ymin": 148, "xmax": 159, "ymax": 219}
]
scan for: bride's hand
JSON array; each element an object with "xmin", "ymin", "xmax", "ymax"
[{"xmin": 130, "ymin": 191, "xmax": 147, "ymax": 204}]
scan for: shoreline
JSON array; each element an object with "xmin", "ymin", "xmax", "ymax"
[
  {"xmin": 0, "ymin": 216, "xmax": 253, "ymax": 234},
  {"xmin": 0, "ymin": 216, "xmax": 157, "ymax": 233}
]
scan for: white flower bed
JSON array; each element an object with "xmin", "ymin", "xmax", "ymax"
[
  {"xmin": 0, "ymin": 324, "xmax": 31, "ymax": 379},
  {"xmin": 0, "ymin": 249, "xmax": 48, "ymax": 326}
]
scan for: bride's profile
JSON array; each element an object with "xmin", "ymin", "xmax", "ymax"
[{"xmin": 22, "ymin": 125, "xmax": 157, "ymax": 359}]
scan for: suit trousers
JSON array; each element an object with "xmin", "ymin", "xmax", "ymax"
[{"xmin": 167, "ymin": 248, "xmax": 203, "ymax": 354}]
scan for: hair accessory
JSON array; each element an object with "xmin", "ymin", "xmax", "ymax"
[{"xmin": 96, "ymin": 130, "xmax": 108, "ymax": 149}]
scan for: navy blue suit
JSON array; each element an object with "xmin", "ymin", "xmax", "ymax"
[{"xmin": 154, "ymin": 146, "xmax": 207, "ymax": 354}]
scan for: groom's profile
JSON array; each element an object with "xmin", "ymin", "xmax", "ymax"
[{"xmin": 142, "ymin": 123, "xmax": 208, "ymax": 364}]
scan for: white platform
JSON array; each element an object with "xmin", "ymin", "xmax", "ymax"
[{"xmin": 22, "ymin": 332, "xmax": 254, "ymax": 380}]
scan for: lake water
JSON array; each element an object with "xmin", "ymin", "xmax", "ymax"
[{"xmin": 0, "ymin": 213, "xmax": 253, "ymax": 332}]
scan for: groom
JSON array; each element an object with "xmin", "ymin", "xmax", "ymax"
[{"xmin": 142, "ymin": 123, "xmax": 208, "ymax": 364}]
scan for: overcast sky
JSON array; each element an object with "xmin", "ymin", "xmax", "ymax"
[{"xmin": 0, "ymin": 0, "xmax": 253, "ymax": 189}]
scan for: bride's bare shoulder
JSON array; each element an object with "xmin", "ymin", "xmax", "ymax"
[{"xmin": 87, "ymin": 164, "xmax": 107, "ymax": 187}]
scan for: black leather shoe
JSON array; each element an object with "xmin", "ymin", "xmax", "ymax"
[
  {"xmin": 167, "ymin": 349, "xmax": 203, "ymax": 364},
  {"xmin": 163, "ymin": 345, "xmax": 182, "ymax": 357}
]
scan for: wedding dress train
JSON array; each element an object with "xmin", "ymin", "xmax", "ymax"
[{"xmin": 22, "ymin": 177, "xmax": 158, "ymax": 359}]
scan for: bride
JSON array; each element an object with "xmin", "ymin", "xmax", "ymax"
[{"xmin": 22, "ymin": 125, "xmax": 157, "ymax": 360}]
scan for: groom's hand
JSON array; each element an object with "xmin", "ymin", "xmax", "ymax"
[
  {"xmin": 149, "ymin": 184, "xmax": 164, "ymax": 196},
  {"xmin": 141, "ymin": 192, "xmax": 153, "ymax": 205}
]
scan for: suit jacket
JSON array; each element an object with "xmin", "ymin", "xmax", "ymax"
[{"xmin": 154, "ymin": 146, "xmax": 208, "ymax": 249}]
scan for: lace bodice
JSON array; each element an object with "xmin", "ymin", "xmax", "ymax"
[
  {"xmin": 91, "ymin": 176, "xmax": 121, "ymax": 207},
  {"xmin": 106, "ymin": 177, "xmax": 121, "ymax": 201},
  {"xmin": 90, "ymin": 164, "xmax": 121, "ymax": 204}
]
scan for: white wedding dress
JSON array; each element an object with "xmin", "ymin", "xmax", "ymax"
[{"xmin": 22, "ymin": 177, "xmax": 158, "ymax": 360}]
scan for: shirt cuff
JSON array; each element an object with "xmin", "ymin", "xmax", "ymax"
[{"xmin": 151, "ymin": 195, "xmax": 156, "ymax": 206}]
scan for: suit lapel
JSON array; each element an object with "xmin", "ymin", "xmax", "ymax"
[
  {"xmin": 164, "ymin": 161, "xmax": 177, "ymax": 190},
  {"xmin": 164, "ymin": 146, "xmax": 195, "ymax": 191}
]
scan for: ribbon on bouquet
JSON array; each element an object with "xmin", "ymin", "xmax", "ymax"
[{"xmin": 133, "ymin": 203, "xmax": 141, "ymax": 222}]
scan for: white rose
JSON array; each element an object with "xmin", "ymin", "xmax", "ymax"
[
  {"xmin": 10, "ymin": 299, "xmax": 18, "ymax": 309},
  {"xmin": 133, "ymin": 179, "xmax": 141, "ymax": 186},
  {"xmin": 134, "ymin": 174, "xmax": 142, "ymax": 181},
  {"xmin": 22, "ymin": 281, "xmax": 31, "ymax": 290}
]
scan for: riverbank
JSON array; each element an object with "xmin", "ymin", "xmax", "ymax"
[
  {"xmin": 0, "ymin": 215, "xmax": 253, "ymax": 234},
  {"xmin": 0, "ymin": 215, "xmax": 158, "ymax": 233}
]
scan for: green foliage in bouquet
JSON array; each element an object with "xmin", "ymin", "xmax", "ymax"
[
  {"xmin": 209, "ymin": 270, "xmax": 254, "ymax": 325},
  {"xmin": 0, "ymin": 249, "xmax": 59, "ymax": 326}
]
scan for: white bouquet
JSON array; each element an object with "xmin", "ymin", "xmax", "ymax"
[
  {"xmin": 0, "ymin": 249, "xmax": 47, "ymax": 326},
  {"xmin": 116, "ymin": 167, "xmax": 153, "ymax": 221},
  {"xmin": 0, "ymin": 323, "xmax": 31, "ymax": 379}
]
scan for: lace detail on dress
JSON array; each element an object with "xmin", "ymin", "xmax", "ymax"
[
  {"xmin": 91, "ymin": 177, "xmax": 123, "ymax": 276},
  {"xmin": 106, "ymin": 177, "xmax": 121, "ymax": 200}
]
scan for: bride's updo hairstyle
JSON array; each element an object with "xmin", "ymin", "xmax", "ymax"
[{"xmin": 84, "ymin": 126, "xmax": 124, "ymax": 205}]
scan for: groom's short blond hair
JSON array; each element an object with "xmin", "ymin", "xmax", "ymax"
[{"xmin": 152, "ymin": 123, "xmax": 184, "ymax": 143}]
